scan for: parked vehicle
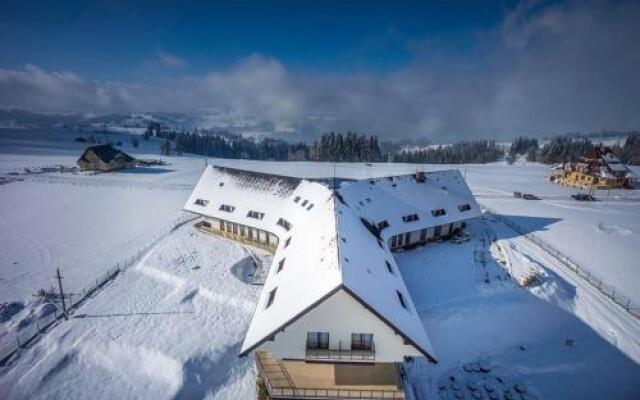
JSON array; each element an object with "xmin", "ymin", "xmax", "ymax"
[
  {"xmin": 521, "ymin": 193, "xmax": 540, "ymax": 200},
  {"xmin": 571, "ymin": 193, "xmax": 597, "ymax": 201}
]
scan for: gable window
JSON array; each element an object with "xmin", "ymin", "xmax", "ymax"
[
  {"xmin": 306, "ymin": 332, "xmax": 329, "ymax": 350},
  {"xmin": 265, "ymin": 288, "xmax": 277, "ymax": 309},
  {"xmin": 377, "ymin": 220, "xmax": 389, "ymax": 230},
  {"xmin": 284, "ymin": 237, "xmax": 292, "ymax": 248},
  {"xmin": 277, "ymin": 258, "xmax": 285, "ymax": 273},
  {"xmin": 351, "ymin": 333, "xmax": 373, "ymax": 351},
  {"xmin": 219, "ymin": 204, "xmax": 235, "ymax": 213},
  {"xmin": 385, "ymin": 260, "xmax": 393, "ymax": 274},
  {"xmin": 458, "ymin": 204, "xmax": 471, "ymax": 212},
  {"xmin": 247, "ymin": 210, "xmax": 265, "ymax": 220},
  {"xmin": 402, "ymin": 214, "xmax": 419, "ymax": 223},
  {"xmin": 431, "ymin": 208, "xmax": 446, "ymax": 217},
  {"xmin": 194, "ymin": 198, "xmax": 209, "ymax": 206},
  {"xmin": 277, "ymin": 218, "xmax": 292, "ymax": 231},
  {"xmin": 397, "ymin": 290, "xmax": 408, "ymax": 310}
]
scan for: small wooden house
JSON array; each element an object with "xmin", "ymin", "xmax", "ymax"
[{"xmin": 77, "ymin": 144, "xmax": 136, "ymax": 172}]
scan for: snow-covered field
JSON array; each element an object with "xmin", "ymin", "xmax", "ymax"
[{"xmin": 1, "ymin": 129, "xmax": 639, "ymax": 399}]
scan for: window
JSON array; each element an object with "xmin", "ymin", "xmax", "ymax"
[
  {"xmin": 307, "ymin": 203, "xmax": 314, "ymax": 211},
  {"xmin": 434, "ymin": 225, "xmax": 442, "ymax": 237},
  {"xmin": 266, "ymin": 288, "xmax": 277, "ymax": 309},
  {"xmin": 240, "ymin": 226, "xmax": 246, "ymax": 237},
  {"xmin": 301, "ymin": 199, "xmax": 308, "ymax": 207},
  {"xmin": 202, "ymin": 221, "xmax": 211, "ymax": 228},
  {"xmin": 277, "ymin": 258, "xmax": 285, "ymax": 273},
  {"xmin": 458, "ymin": 204, "xmax": 471, "ymax": 212},
  {"xmin": 351, "ymin": 333, "xmax": 373, "ymax": 351},
  {"xmin": 277, "ymin": 218, "xmax": 292, "ymax": 231},
  {"xmin": 218, "ymin": 182, "xmax": 224, "ymax": 187},
  {"xmin": 284, "ymin": 237, "xmax": 292, "ymax": 248},
  {"xmin": 391, "ymin": 235, "xmax": 397, "ymax": 247},
  {"xmin": 420, "ymin": 229, "xmax": 427, "ymax": 241},
  {"xmin": 194, "ymin": 198, "xmax": 209, "ymax": 206},
  {"xmin": 377, "ymin": 220, "xmax": 389, "ymax": 230},
  {"xmin": 431, "ymin": 208, "xmax": 446, "ymax": 217},
  {"xmin": 397, "ymin": 234, "xmax": 403, "ymax": 246},
  {"xmin": 219, "ymin": 220, "xmax": 225, "ymax": 231},
  {"xmin": 294, "ymin": 196, "xmax": 301, "ymax": 203},
  {"xmin": 306, "ymin": 332, "xmax": 329, "ymax": 350},
  {"xmin": 219, "ymin": 204, "xmax": 235, "ymax": 213},
  {"xmin": 247, "ymin": 210, "xmax": 265, "ymax": 220},
  {"xmin": 402, "ymin": 214, "xmax": 419, "ymax": 223},
  {"xmin": 397, "ymin": 290, "xmax": 408, "ymax": 310},
  {"xmin": 405, "ymin": 232, "xmax": 411, "ymax": 244},
  {"xmin": 385, "ymin": 260, "xmax": 393, "ymax": 274}
]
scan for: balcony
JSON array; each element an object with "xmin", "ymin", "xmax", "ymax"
[
  {"xmin": 256, "ymin": 351, "xmax": 404, "ymax": 400},
  {"xmin": 305, "ymin": 343, "xmax": 376, "ymax": 363}
]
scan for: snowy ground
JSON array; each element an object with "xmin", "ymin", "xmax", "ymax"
[
  {"xmin": 1, "ymin": 129, "xmax": 639, "ymax": 399},
  {"xmin": 0, "ymin": 224, "xmax": 267, "ymax": 400}
]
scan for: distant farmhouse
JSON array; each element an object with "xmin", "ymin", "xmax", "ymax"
[
  {"xmin": 77, "ymin": 144, "xmax": 136, "ymax": 172},
  {"xmin": 550, "ymin": 147, "xmax": 634, "ymax": 190},
  {"xmin": 184, "ymin": 165, "xmax": 481, "ymax": 399}
]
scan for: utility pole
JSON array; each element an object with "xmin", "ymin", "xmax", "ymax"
[{"xmin": 56, "ymin": 268, "xmax": 68, "ymax": 320}]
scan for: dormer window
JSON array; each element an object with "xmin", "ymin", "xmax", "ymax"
[
  {"xmin": 247, "ymin": 210, "xmax": 265, "ymax": 220},
  {"xmin": 194, "ymin": 198, "xmax": 209, "ymax": 206},
  {"xmin": 219, "ymin": 204, "xmax": 235, "ymax": 213},
  {"xmin": 266, "ymin": 288, "xmax": 277, "ymax": 309},
  {"xmin": 277, "ymin": 258, "xmax": 285, "ymax": 273},
  {"xmin": 431, "ymin": 208, "xmax": 446, "ymax": 217},
  {"xmin": 402, "ymin": 214, "xmax": 419, "ymax": 223},
  {"xmin": 397, "ymin": 290, "xmax": 408, "ymax": 310},
  {"xmin": 458, "ymin": 204, "xmax": 471, "ymax": 212},
  {"xmin": 377, "ymin": 220, "xmax": 389, "ymax": 230},
  {"xmin": 277, "ymin": 218, "xmax": 292, "ymax": 231}
]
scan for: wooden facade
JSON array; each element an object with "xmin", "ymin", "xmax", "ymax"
[{"xmin": 77, "ymin": 144, "xmax": 136, "ymax": 172}]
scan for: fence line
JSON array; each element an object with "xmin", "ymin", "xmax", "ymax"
[
  {"xmin": 0, "ymin": 213, "xmax": 199, "ymax": 366},
  {"xmin": 483, "ymin": 206, "xmax": 639, "ymax": 320},
  {"xmin": 24, "ymin": 175, "xmax": 195, "ymax": 192}
]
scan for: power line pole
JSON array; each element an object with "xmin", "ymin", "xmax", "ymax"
[{"xmin": 55, "ymin": 268, "xmax": 68, "ymax": 320}]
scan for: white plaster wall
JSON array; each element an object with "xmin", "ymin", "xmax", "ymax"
[{"xmin": 260, "ymin": 289, "xmax": 423, "ymax": 362}]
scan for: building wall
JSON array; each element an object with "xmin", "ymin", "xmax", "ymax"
[
  {"xmin": 78, "ymin": 150, "xmax": 132, "ymax": 172},
  {"xmin": 552, "ymin": 171, "xmax": 629, "ymax": 190},
  {"xmin": 387, "ymin": 221, "xmax": 463, "ymax": 250},
  {"xmin": 199, "ymin": 217, "xmax": 279, "ymax": 252},
  {"xmin": 260, "ymin": 289, "xmax": 423, "ymax": 363}
]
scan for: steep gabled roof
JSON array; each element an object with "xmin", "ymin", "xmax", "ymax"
[
  {"xmin": 184, "ymin": 166, "xmax": 481, "ymax": 363},
  {"xmin": 78, "ymin": 144, "xmax": 135, "ymax": 164}
]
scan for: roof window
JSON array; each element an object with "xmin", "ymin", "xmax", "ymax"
[
  {"xmin": 219, "ymin": 204, "xmax": 235, "ymax": 213},
  {"xmin": 266, "ymin": 288, "xmax": 277, "ymax": 308},
  {"xmin": 458, "ymin": 204, "xmax": 471, "ymax": 212},
  {"xmin": 294, "ymin": 196, "xmax": 301, "ymax": 203},
  {"xmin": 397, "ymin": 290, "xmax": 408, "ymax": 310},
  {"xmin": 431, "ymin": 208, "xmax": 446, "ymax": 217},
  {"xmin": 377, "ymin": 220, "xmax": 389, "ymax": 230},
  {"xmin": 194, "ymin": 198, "xmax": 209, "ymax": 206},
  {"xmin": 402, "ymin": 214, "xmax": 419, "ymax": 223},
  {"xmin": 277, "ymin": 258, "xmax": 285, "ymax": 273},
  {"xmin": 306, "ymin": 203, "xmax": 314, "ymax": 211},
  {"xmin": 247, "ymin": 210, "xmax": 265, "ymax": 220},
  {"xmin": 301, "ymin": 199, "xmax": 308, "ymax": 207},
  {"xmin": 277, "ymin": 218, "xmax": 292, "ymax": 231},
  {"xmin": 284, "ymin": 237, "xmax": 292, "ymax": 248},
  {"xmin": 385, "ymin": 260, "xmax": 394, "ymax": 274}
]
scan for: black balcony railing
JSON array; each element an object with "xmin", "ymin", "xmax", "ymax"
[{"xmin": 305, "ymin": 343, "xmax": 375, "ymax": 362}]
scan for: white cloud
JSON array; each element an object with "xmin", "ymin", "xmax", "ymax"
[
  {"xmin": 0, "ymin": 1, "xmax": 639, "ymax": 140},
  {"xmin": 156, "ymin": 49, "xmax": 187, "ymax": 68}
]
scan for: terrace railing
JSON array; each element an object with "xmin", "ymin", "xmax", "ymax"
[{"xmin": 305, "ymin": 343, "xmax": 376, "ymax": 362}]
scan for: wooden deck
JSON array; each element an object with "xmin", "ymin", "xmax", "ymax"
[{"xmin": 256, "ymin": 351, "xmax": 405, "ymax": 399}]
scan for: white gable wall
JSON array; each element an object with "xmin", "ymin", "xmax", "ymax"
[{"xmin": 260, "ymin": 289, "xmax": 423, "ymax": 362}]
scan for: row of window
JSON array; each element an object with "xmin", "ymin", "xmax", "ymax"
[
  {"xmin": 390, "ymin": 225, "xmax": 446, "ymax": 248},
  {"xmin": 194, "ymin": 199, "xmax": 294, "ymax": 231},
  {"xmin": 293, "ymin": 196, "xmax": 315, "ymax": 211},
  {"xmin": 217, "ymin": 220, "xmax": 277, "ymax": 248},
  {"xmin": 306, "ymin": 332, "xmax": 374, "ymax": 351}
]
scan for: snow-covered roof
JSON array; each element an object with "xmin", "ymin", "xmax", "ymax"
[{"xmin": 184, "ymin": 166, "xmax": 481, "ymax": 363}]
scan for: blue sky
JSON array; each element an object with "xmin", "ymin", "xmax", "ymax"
[
  {"xmin": 0, "ymin": 0, "xmax": 517, "ymax": 81},
  {"xmin": 0, "ymin": 1, "xmax": 638, "ymax": 140}
]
